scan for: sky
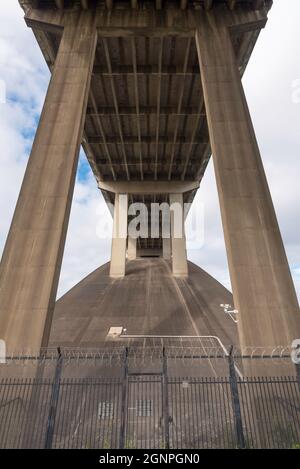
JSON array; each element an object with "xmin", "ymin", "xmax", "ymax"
[{"xmin": 0, "ymin": 0, "xmax": 299, "ymax": 301}]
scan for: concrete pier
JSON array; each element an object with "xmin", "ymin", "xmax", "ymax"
[
  {"xmin": 195, "ymin": 15, "xmax": 300, "ymax": 347},
  {"xmin": 0, "ymin": 12, "xmax": 97, "ymax": 353}
]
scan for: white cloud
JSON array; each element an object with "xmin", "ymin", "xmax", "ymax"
[{"xmin": 0, "ymin": 0, "xmax": 299, "ymax": 302}]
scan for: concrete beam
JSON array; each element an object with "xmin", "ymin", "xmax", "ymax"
[
  {"xmin": 98, "ymin": 181, "xmax": 199, "ymax": 195},
  {"xmin": 96, "ymin": 27, "xmax": 194, "ymax": 38},
  {"xmin": 226, "ymin": 5, "xmax": 268, "ymax": 34},
  {"xmin": 0, "ymin": 13, "xmax": 97, "ymax": 354},
  {"xmin": 24, "ymin": 4, "xmax": 268, "ymax": 38},
  {"xmin": 87, "ymin": 104, "xmax": 203, "ymax": 116},
  {"xmin": 81, "ymin": 0, "xmax": 89, "ymax": 9},
  {"xmin": 25, "ymin": 8, "xmax": 65, "ymax": 33},
  {"xmin": 254, "ymin": 0, "xmax": 265, "ymax": 10},
  {"xmin": 170, "ymin": 193, "xmax": 188, "ymax": 277},
  {"xmin": 227, "ymin": 0, "xmax": 237, "ymax": 10},
  {"xmin": 106, "ymin": 0, "xmax": 113, "ymax": 10},
  {"xmin": 204, "ymin": 0, "xmax": 213, "ymax": 10},
  {"xmin": 92, "ymin": 4, "xmax": 268, "ymax": 35},
  {"xmin": 88, "ymin": 135, "xmax": 208, "ymax": 145},
  {"xmin": 195, "ymin": 14, "xmax": 300, "ymax": 347},
  {"xmin": 55, "ymin": 0, "xmax": 64, "ymax": 9},
  {"xmin": 137, "ymin": 248, "xmax": 162, "ymax": 258},
  {"xmin": 127, "ymin": 236, "xmax": 137, "ymax": 260},
  {"xmin": 163, "ymin": 238, "xmax": 171, "ymax": 260},
  {"xmin": 180, "ymin": 0, "xmax": 188, "ymax": 10},
  {"xmin": 110, "ymin": 194, "xmax": 128, "ymax": 278},
  {"xmin": 92, "ymin": 63, "xmax": 201, "ymax": 75}
]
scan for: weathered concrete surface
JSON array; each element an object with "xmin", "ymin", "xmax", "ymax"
[
  {"xmin": 196, "ymin": 16, "xmax": 300, "ymax": 347},
  {"xmin": 110, "ymin": 194, "xmax": 128, "ymax": 277},
  {"xmin": 127, "ymin": 236, "xmax": 137, "ymax": 260},
  {"xmin": 0, "ymin": 12, "xmax": 97, "ymax": 354},
  {"xmin": 98, "ymin": 181, "xmax": 200, "ymax": 194},
  {"xmin": 163, "ymin": 238, "xmax": 171, "ymax": 260},
  {"xmin": 170, "ymin": 193, "xmax": 188, "ymax": 277},
  {"xmin": 49, "ymin": 259, "xmax": 237, "ymax": 349}
]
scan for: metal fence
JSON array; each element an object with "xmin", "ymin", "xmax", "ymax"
[{"xmin": 0, "ymin": 347, "xmax": 299, "ymax": 449}]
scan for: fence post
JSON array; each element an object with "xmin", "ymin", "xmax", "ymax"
[
  {"xmin": 296, "ymin": 364, "xmax": 300, "ymax": 388},
  {"xmin": 162, "ymin": 347, "xmax": 170, "ymax": 449},
  {"xmin": 294, "ymin": 345, "xmax": 300, "ymax": 388},
  {"xmin": 119, "ymin": 347, "xmax": 129, "ymax": 449},
  {"xmin": 44, "ymin": 347, "xmax": 63, "ymax": 449},
  {"xmin": 228, "ymin": 346, "xmax": 246, "ymax": 449}
]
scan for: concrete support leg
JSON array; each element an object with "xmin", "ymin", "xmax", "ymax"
[
  {"xmin": 163, "ymin": 238, "xmax": 171, "ymax": 260},
  {"xmin": 110, "ymin": 194, "xmax": 128, "ymax": 278},
  {"xmin": 196, "ymin": 19, "xmax": 300, "ymax": 347},
  {"xmin": 170, "ymin": 193, "xmax": 188, "ymax": 277},
  {"xmin": 0, "ymin": 13, "xmax": 97, "ymax": 354},
  {"xmin": 127, "ymin": 236, "xmax": 137, "ymax": 261}
]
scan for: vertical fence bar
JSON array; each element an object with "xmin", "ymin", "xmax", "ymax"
[
  {"xmin": 1, "ymin": 378, "xmax": 17, "ymax": 448},
  {"xmin": 44, "ymin": 348, "xmax": 63, "ymax": 449},
  {"xmin": 162, "ymin": 347, "xmax": 170, "ymax": 449},
  {"xmin": 296, "ymin": 365, "xmax": 300, "ymax": 388},
  {"xmin": 228, "ymin": 346, "xmax": 246, "ymax": 449},
  {"xmin": 238, "ymin": 379, "xmax": 255, "ymax": 448},
  {"xmin": 119, "ymin": 347, "xmax": 129, "ymax": 449}
]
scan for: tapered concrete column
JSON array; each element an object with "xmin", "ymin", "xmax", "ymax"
[
  {"xmin": 127, "ymin": 236, "xmax": 137, "ymax": 260},
  {"xmin": 196, "ymin": 18, "xmax": 300, "ymax": 347},
  {"xmin": 110, "ymin": 194, "xmax": 128, "ymax": 278},
  {"xmin": 0, "ymin": 13, "xmax": 97, "ymax": 354},
  {"xmin": 163, "ymin": 238, "xmax": 171, "ymax": 260},
  {"xmin": 170, "ymin": 193, "xmax": 188, "ymax": 277}
]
